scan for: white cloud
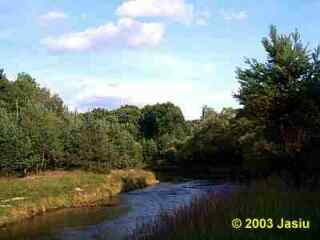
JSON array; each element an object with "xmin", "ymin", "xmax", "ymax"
[
  {"xmin": 221, "ymin": 10, "xmax": 248, "ymax": 21},
  {"xmin": 73, "ymin": 80, "xmax": 194, "ymax": 115},
  {"xmin": 6, "ymin": 72, "xmax": 17, "ymax": 81},
  {"xmin": 72, "ymin": 80, "xmax": 235, "ymax": 120},
  {"xmin": 78, "ymin": 96, "xmax": 130, "ymax": 111},
  {"xmin": 50, "ymin": 64, "xmax": 235, "ymax": 119},
  {"xmin": 41, "ymin": 18, "xmax": 165, "ymax": 53},
  {"xmin": 34, "ymin": 53, "xmax": 238, "ymax": 119},
  {"xmin": 194, "ymin": 10, "xmax": 211, "ymax": 26},
  {"xmin": 34, "ymin": 71, "xmax": 237, "ymax": 119},
  {"xmin": 117, "ymin": 0, "xmax": 194, "ymax": 23},
  {"xmin": 40, "ymin": 11, "xmax": 68, "ymax": 22}
]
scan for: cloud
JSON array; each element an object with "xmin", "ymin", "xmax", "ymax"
[
  {"xmin": 221, "ymin": 10, "xmax": 248, "ymax": 21},
  {"xmin": 41, "ymin": 18, "xmax": 165, "ymax": 53},
  {"xmin": 6, "ymin": 72, "xmax": 17, "ymax": 81},
  {"xmin": 194, "ymin": 10, "xmax": 211, "ymax": 26},
  {"xmin": 41, "ymin": 71, "xmax": 237, "ymax": 119},
  {"xmin": 108, "ymin": 83, "xmax": 119, "ymax": 88},
  {"xmin": 40, "ymin": 11, "xmax": 68, "ymax": 22},
  {"xmin": 35, "ymin": 53, "xmax": 238, "ymax": 120},
  {"xmin": 117, "ymin": 0, "xmax": 194, "ymax": 23},
  {"xmin": 77, "ymin": 96, "xmax": 130, "ymax": 111},
  {"xmin": 74, "ymin": 81, "xmax": 194, "ymax": 115},
  {"xmin": 70, "ymin": 78, "xmax": 236, "ymax": 120}
]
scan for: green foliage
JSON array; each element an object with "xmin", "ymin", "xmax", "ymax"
[
  {"xmin": 0, "ymin": 70, "xmax": 154, "ymax": 174},
  {"xmin": 163, "ymin": 147, "xmax": 178, "ymax": 163},
  {"xmin": 108, "ymin": 126, "xmax": 143, "ymax": 168},
  {"xmin": 140, "ymin": 102, "xmax": 189, "ymax": 140},
  {"xmin": 2, "ymin": 25, "xmax": 319, "ymax": 180},
  {"xmin": 0, "ymin": 108, "xmax": 34, "ymax": 173},
  {"xmin": 171, "ymin": 27, "xmax": 320, "ymax": 181},
  {"xmin": 62, "ymin": 113, "xmax": 83, "ymax": 167},
  {"xmin": 235, "ymin": 26, "xmax": 320, "ymax": 178},
  {"xmin": 142, "ymin": 139, "xmax": 158, "ymax": 163},
  {"xmin": 177, "ymin": 108, "xmax": 243, "ymax": 167},
  {"xmin": 73, "ymin": 113, "xmax": 143, "ymax": 170},
  {"xmin": 139, "ymin": 102, "xmax": 191, "ymax": 161},
  {"xmin": 113, "ymin": 105, "xmax": 143, "ymax": 139},
  {"xmin": 20, "ymin": 102, "xmax": 65, "ymax": 170},
  {"xmin": 0, "ymin": 72, "xmax": 67, "ymax": 174}
]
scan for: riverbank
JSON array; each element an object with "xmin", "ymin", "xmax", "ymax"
[
  {"xmin": 0, "ymin": 169, "xmax": 158, "ymax": 227},
  {"xmin": 130, "ymin": 176, "xmax": 320, "ymax": 240}
]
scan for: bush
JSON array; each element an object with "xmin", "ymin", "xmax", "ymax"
[{"xmin": 0, "ymin": 108, "xmax": 35, "ymax": 173}]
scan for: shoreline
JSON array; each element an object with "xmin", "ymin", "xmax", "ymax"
[
  {"xmin": 0, "ymin": 169, "xmax": 158, "ymax": 228},
  {"xmin": 129, "ymin": 177, "xmax": 320, "ymax": 240}
]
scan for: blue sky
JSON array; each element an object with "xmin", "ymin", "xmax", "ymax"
[{"xmin": 1, "ymin": 0, "xmax": 320, "ymax": 119}]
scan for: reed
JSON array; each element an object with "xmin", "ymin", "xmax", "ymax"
[{"xmin": 130, "ymin": 176, "xmax": 320, "ymax": 240}]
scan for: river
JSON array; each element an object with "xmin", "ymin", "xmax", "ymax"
[{"xmin": 0, "ymin": 179, "xmax": 235, "ymax": 240}]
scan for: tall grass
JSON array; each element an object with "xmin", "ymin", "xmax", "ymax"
[{"xmin": 130, "ymin": 176, "xmax": 320, "ymax": 240}]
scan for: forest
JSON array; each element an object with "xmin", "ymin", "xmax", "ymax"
[
  {"xmin": 1, "ymin": 25, "xmax": 320, "ymax": 239},
  {"xmin": 0, "ymin": 72, "xmax": 189, "ymax": 174},
  {"xmin": 1, "ymin": 26, "xmax": 320, "ymax": 188}
]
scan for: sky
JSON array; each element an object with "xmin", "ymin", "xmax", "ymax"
[{"xmin": 1, "ymin": 0, "xmax": 320, "ymax": 119}]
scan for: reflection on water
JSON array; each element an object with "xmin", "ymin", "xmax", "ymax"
[
  {"xmin": 0, "ymin": 180, "xmax": 234, "ymax": 240},
  {"xmin": 0, "ymin": 204, "xmax": 127, "ymax": 240}
]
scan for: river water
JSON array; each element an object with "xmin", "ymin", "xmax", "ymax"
[{"xmin": 0, "ymin": 180, "xmax": 235, "ymax": 240}]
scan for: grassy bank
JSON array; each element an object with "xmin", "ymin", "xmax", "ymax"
[
  {"xmin": 0, "ymin": 169, "xmax": 158, "ymax": 227},
  {"xmin": 131, "ymin": 177, "xmax": 320, "ymax": 240}
]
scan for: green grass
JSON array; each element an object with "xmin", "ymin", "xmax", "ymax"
[
  {"xmin": 131, "ymin": 176, "xmax": 320, "ymax": 240},
  {"xmin": 0, "ymin": 169, "xmax": 158, "ymax": 227}
]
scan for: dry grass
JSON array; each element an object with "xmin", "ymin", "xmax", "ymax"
[
  {"xmin": 0, "ymin": 169, "xmax": 158, "ymax": 227},
  {"xmin": 130, "ymin": 176, "xmax": 320, "ymax": 240}
]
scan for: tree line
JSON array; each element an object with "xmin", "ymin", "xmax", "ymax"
[
  {"xmin": 1, "ymin": 26, "xmax": 320, "ymax": 185},
  {"xmin": 0, "ymin": 72, "xmax": 189, "ymax": 175},
  {"xmin": 172, "ymin": 26, "xmax": 320, "ymax": 187}
]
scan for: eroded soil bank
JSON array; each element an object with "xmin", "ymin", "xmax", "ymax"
[{"xmin": 0, "ymin": 169, "xmax": 158, "ymax": 227}]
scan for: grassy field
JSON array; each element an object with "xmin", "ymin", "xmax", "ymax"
[
  {"xmin": 0, "ymin": 169, "xmax": 158, "ymax": 227},
  {"xmin": 130, "ymin": 176, "xmax": 320, "ymax": 240}
]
